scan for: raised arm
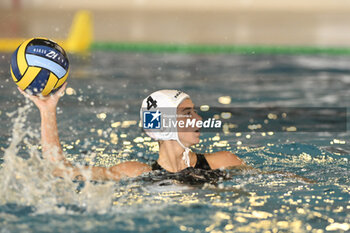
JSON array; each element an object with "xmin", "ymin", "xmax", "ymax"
[
  {"xmin": 18, "ymin": 84, "xmax": 67, "ymax": 163},
  {"xmin": 19, "ymin": 83, "xmax": 151, "ymax": 181}
]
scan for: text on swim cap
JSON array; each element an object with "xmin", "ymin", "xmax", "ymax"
[{"xmin": 174, "ymin": 91, "xmax": 183, "ymax": 98}]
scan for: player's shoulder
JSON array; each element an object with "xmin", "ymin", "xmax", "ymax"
[{"xmin": 204, "ymin": 151, "xmax": 245, "ymax": 169}]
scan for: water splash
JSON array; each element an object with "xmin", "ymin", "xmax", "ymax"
[{"xmin": 0, "ymin": 103, "xmax": 116, "ymax": 215}]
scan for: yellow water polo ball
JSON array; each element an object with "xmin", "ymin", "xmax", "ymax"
[{"xmin": 10, "ymin": 37, "xmax": 69, "ymax": 96}]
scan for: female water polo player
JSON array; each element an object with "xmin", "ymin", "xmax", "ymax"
[
  {"xmin": 139, "ymin": 90, "xmax": 314, "ymax": 184},
  {"xmin": 19, "ymin": 85, "xmax": 245, "ymax": 181},
  {"xmin": 140, "ymin": 90, "xmax": 245, "ymax": 173}
]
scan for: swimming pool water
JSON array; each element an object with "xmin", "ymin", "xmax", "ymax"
[{"xmin": 0, "ymin": 52, "xmax": 349, "ymax": 232}]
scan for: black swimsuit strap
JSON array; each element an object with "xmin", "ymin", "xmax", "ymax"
[
  {"xmin": 194, "ymin": 153, "xmax": 211, "ymax": 170},
  {"xmin": 151, "ymin": 160, "xmax": 164, "ymax": 171},
  {"xmin": 151, "ymin": 153, "xmax": 211, "ymax": 171}
]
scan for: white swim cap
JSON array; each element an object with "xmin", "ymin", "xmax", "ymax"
[{"xmin": 140, "ymin": 90, "xmax": 191, "ymax": 167}]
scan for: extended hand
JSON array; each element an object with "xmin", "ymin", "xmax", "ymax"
[{"xmin": 18, "ymin": 82, "xmax": 68, "ymax": 112}]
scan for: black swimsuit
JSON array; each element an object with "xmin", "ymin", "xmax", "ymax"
[
  {"xmin": 149, "ymin": 153, "xmax": 227, "ymax": 185},
  {"xmin": 151, "ymin": 153, "xmax": 211, "ymax": 171}
]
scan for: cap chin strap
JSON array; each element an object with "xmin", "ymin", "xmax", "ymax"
[{"xmin": 176, "ymin": 138, "xmax": 191, "ymax": 167}]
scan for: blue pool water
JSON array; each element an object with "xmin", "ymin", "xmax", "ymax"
[{"xmin": 0, "ymin": 52, "xmax": 349, "ymax": 232}]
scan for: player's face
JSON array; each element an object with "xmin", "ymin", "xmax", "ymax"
[{"xmin": 176, "ymin": 98, "xmax": 202, "ymax": 147}]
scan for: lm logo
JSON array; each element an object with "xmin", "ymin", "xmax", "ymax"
[{"xmin": 143, "ymin": 110, "xmax": 161, "ymax": 129}]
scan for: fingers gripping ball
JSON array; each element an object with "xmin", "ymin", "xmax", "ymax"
[{"xmin": 10, "ymin": 38, "xmax": 69, "ymax": 96}]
